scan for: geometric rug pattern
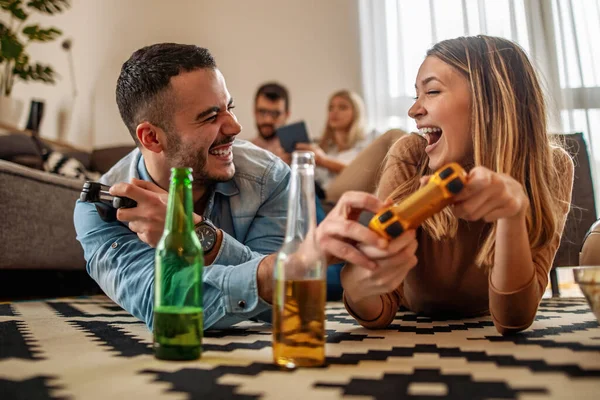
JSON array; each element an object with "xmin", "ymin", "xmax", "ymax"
[{"xmin": 0, "ymin": 296, "xmax": 599, "ymax": 399}]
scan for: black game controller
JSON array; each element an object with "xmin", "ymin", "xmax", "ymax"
[{"xmin": 80, "ymin": 181, "xmax": 137, "ymax": 222}]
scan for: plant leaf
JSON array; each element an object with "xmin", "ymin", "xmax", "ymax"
[
  {"xmin": 22, "ymin": 24, "xmax": 62, "ymax": 41},
  {"xmin": 14, "ymin": 51, "xmax": 30, "ymax": 68},
  {"xmin": 13, "ymin": 62, "xmax": 55, "ymax": 83},
  {"xmin": 25, "ymin": 0, "xmax": 69, "ymax": 14},
  {"xmin": 1, "ymin": 0, "xmax": 29, "ymax": 20},
  {"xmin": 0, "ymin": 31, "xmax": 25, "ymax": 59}
]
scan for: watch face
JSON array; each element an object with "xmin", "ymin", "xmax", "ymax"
[{"xmin": 197, "ymin": 225, "xmax": 216, "ymax": 252}]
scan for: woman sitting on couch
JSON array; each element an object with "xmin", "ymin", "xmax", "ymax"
[{"xmin": 296, "ymin": 90, "xmax": 369, "ymax": 192}]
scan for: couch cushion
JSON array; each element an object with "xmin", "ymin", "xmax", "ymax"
[
  {"xmin": 91, "ymin": 145, "xmax": 135, "ymax": 174},
  {"xmin": 10, "ymin": 154, "xmax": 44, "ymax": 170},
  {"xmin": 0, "ymin": 133, "xmax": 97, "ymax": 171},
  {"xmin": 0, "ymin": 133, "xmax": 43, "ymax": 169},
  {"xmin": 62, "ymin": 150, "xmax": 92, "ymax": 169},
  {"xmin": 0, "ymin": 159, "xmax": 85, "ymax": 270}
]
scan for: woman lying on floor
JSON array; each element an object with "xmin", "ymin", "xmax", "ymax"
[{"xmin": 341, "ymin": 35, "xmax": 574, "ymax": 335}]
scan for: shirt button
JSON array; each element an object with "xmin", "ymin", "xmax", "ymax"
[
  {"xmin": 237, "ymin": 300, "xmax": 246, "ymax": 309},
  {"xmin": 111, "ymin": 242, "xmax": 118, "ymax": 249}
]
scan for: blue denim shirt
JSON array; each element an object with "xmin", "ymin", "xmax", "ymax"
[{"xmin": 73, "ymin": 140, "xmax": 290, "ymax": 330}]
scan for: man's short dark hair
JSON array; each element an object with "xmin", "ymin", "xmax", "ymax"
[
  {"xmin": 254, "ymin": 82, "xmax": 290, "ymax": 112},
  {"xmin": 116, "ymin": 43, "xmax": 217, "ymax": 144}
]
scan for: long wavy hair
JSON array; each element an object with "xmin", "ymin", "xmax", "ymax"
[
  {"xmin": 319, "ymin": 90, "xmax": 367, "ymax": 152},
  {"xmin": 387, "ymin": 35, "xmax": 570, "ymax": 268}
]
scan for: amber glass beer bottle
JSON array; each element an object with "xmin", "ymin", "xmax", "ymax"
[
  {"xmin": 153, "ymin": 167, "xmax": 203, "ymax": 360},
  {"xmin": 273, "ymin": 151, "xmax": 327, "ymax": 369}
]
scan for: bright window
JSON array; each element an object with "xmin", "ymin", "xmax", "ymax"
[{"xmin": 359, "ymin": 0, "xmax": 600, "ymax": 210}]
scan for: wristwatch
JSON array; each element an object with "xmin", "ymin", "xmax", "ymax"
[{"xmin": 194, "ymin": 218, "xmax": 218, "ymax": 254}]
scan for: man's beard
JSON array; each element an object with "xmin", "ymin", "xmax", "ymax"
[
  {"xmin": 164, "ymin": 134, "xmax": 233, "ymax": 188},
  {"xmin": 257, "ymin": 123, "xmax": 277, "ymax": 140}
]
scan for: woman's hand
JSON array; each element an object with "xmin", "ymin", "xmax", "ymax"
[
  {"xmin": 341, "ymin": 230, "xmax": 418, "ymax": 303},
  {"xmin": 314, "ymin": 191, "xmax": 389, "ymax": 269},
  {"xmin": 452, "ymin": 166, "xmax": 529, "ymax": 222},
  {"xmin": 295, "ymin": 142, "xmax": 328, "ymax": 167}
]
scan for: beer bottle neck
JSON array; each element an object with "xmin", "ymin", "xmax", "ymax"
[
  {"xmin": 165, "ymin": 169, "xmax": 195, "ymax": 233},
  {"xmin": 284, "ymin": 159, "xmax": 317, "ymax": 242}
]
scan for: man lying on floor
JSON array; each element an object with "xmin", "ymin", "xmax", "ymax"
[{"xmin": 73, "ymin": 43, "xmax": 413, "ymax": 330}]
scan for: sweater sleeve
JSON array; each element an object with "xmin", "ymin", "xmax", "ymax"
[
  {"xmin": 342, "ymin": 134, "xmax": 425, "ymax": 328},
  {"xmin": 376, "ymin": 134, "xmax": 426, "ymax": 201},
  {"xmin": 489, "ymin": 148, "xmax": 574, "ymax": 335},
  {"xmin": 343, "ymin": 290, "xmax": 403, "ymax": 329}
]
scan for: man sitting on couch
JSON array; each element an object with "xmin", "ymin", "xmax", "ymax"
[{"xmin": 73, "ymin": 43, "xmax": 414, "ymax": 330}]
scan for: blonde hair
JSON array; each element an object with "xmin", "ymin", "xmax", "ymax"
[
  {"xmin": 319, "ymin": 90, "xmax": 367, "ymax": 151},
  {"xmin": 388, "ymin": 35, "xmax": 570, "ymax": 268}
]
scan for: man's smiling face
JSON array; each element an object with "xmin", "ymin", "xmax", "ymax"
[{"xmin": 163, "ymin": 68, "xmax": 241, "ymax": 184}]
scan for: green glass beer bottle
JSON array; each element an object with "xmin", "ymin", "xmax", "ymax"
[{"xmin": 153, "ymin": 167, "xmax": 203, "ymax": 360}]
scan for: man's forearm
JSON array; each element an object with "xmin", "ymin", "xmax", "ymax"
[{"xmin": 257, "ymin": 253, "xmax": 277, "ymax": 303}]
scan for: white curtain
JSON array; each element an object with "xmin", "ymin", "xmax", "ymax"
[{"xmin": 359, "ymin": 0, "xmax": 600, "ymax": 211}]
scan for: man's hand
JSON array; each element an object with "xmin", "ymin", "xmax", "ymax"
[
  {"xmin": 110, "ymin": 179, "xmax": 170, "ymax": 247},
  {"xmin": 273, "ymin": 146, "xmax": 292, "ymax": 165}
]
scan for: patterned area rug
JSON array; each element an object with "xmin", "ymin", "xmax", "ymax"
[{"xmin": 0, "ymin": 296, "xmax": 599, "ymax": 399}]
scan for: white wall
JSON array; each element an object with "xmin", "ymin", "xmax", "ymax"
[{"xmin": 10, "ymin": 0, "xmax": 362, "ymax": 149}]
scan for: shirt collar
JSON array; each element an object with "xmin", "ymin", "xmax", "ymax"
[
  {"xmin": 136, "ymin": 155, "xmax": 152, "ymax": 182},
  {"xmin": 137, "ymin": 154, "xmax": 240, "ymax": 197},
  {"xmin": 214, "ymin": 180, "xmax": 239, "ymax": 197}
]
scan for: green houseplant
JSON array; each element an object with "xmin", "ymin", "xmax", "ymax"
[{"xmin": 0, "ymin": 0, "xmax": 70, "ymax": 127}]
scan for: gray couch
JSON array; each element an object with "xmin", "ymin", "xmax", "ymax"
[
  {"xmin": 0, "ymin": 133, "xmax": 134, "ymax": 271},
  {"xmin": 0, "ymin": 160, "xmax": 85, "ymax": 270}
]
